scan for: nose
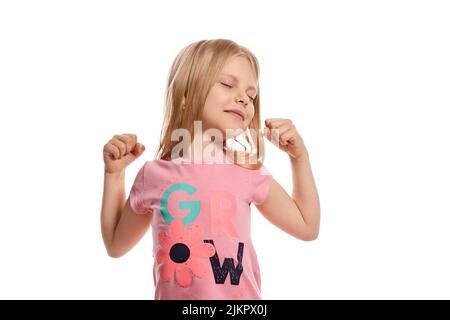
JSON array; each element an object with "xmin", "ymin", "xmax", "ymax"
[{"xmin": 235, "ymin": 93, "xmax": 249, "ymax": 107}]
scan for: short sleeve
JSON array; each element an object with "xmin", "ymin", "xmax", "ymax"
[
  {"xmin": 251, "ymin": 165, "xmax": 273, "ymax": 205},
  {"xmin": 129, "ymin": 161, "xmax": 152, "ymax": 214}
]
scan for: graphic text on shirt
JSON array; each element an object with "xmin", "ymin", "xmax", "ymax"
[{"xmin": 157, "ymin": 182, "xmax": 245, "ymax": 288}]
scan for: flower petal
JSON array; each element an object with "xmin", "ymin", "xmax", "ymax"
[
  {"xmin": 187, "ymin": 258, "xmax": 209, "ymax": 278},
  {"xmin": 186, "ymin": 224, "xmax": 204, "ymax": 245},
  {"xmin": 158, "ymin": 231, "xmax": 170, "ymax": 248},
  {"xmin": 156, "ymin": 250, "xmax": 167, "ymax": 264},
  {"xmin": 175, "ymin": 264, "xmax": 192, "ymax": 287},
  {"xmin": 160, "ymin": 262, "xmax": 175, "ymax": 282},
  {"xmin": 169, "ymin": 219, "xmax": 184, "ymax": 242},
  {"xmin": 191, "ymin": 242, "xmax": 216, "ymax": 258}
]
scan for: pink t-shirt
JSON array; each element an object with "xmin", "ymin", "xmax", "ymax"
[{"xmin": 129, "ymin": 156, "xmax": 273, "ymax": 300}]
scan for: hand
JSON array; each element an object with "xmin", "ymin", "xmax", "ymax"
[
  {"xmin": 103, "ymin": 134, "xmax": 146, "ymax": 173},
  {"xmin": 263, "ymin": 118, "xmax": 308, "ymax": 160}
]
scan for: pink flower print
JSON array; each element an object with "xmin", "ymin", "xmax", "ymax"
[{"xmin": 156, "ymin": 219, "xmax": 215, "ymax": 288}]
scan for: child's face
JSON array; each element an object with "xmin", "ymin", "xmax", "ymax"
[{"xmin": 201, "ymin": 56, "xmax": 258, "ymax": 136}]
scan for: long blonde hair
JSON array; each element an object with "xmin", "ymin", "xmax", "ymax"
[{"xmin": 155, "ymin": 39, "xmax": 264, "ymax": 168}]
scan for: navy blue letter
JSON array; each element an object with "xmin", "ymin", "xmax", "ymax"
[{"xmin": 204, "ymin": 240, "xmax": 244, "ymax": 285}]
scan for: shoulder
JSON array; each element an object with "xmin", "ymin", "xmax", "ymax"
[
  {"xmin": 247, "ymin": 164, "xmax": 272, "ymax": 179},
  {"xmin": 140, "ymin": 158, "xmax": 187, "ymax": 176},
  {"xmin": 142, "ymin": 158, "xmax": 172, "ymax": 169}
]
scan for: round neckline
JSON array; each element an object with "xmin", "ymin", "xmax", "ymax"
[{"xmin": 167, "ymin": 154, "xmax": 234, "ymax": 165}]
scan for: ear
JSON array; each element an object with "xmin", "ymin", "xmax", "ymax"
[{"xmin": 181, "ymin": 96, "xmax": 186, "ymax": 108}]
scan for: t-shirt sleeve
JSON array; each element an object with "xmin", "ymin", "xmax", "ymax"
[
  {"xmin": 129, "ymin": 161, "xmax": 153, "ymax": 214},
  {"xmin": 251, "ymin": 165, "xmax": 273, "ymax": 205}
]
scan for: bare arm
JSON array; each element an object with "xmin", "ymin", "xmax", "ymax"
[
  {"xmin": 255, "ymin": 154, "xmax": 320, "ymax": 240},
  {"xmin": 290, "ymin": 155, "xmax": 320, "ymax": 238},
  {"xmin": 101, "ymin": 170, "xmax": 152, "ymax": 257},
  {"xmin": 101, "ymin": 134, "xmax": 151, "ymax": 258},
  {"xmin": 257, "ymin": 119, "xmax": 321, "ymax": 240}
]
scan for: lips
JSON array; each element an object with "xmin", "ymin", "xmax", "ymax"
[{"xmin": 224, "ymin": 109, "xmax": 245, "ymax": 121}]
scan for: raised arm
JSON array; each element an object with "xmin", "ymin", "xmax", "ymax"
[
  {"xmin": 255, "ymin": 155, "xmax": 320, "ymax": 240},
  {"xmin": 256, "ymin": 119, "xmax": 320, "ymax": 240},
  {"xmin": 100, "ymin": 134, "xmax": 151, "ymax": 258}
]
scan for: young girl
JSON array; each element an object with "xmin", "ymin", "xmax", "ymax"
[{"xmin": 100, "ymin": 39, "xmax": 320, "ymax": 300}]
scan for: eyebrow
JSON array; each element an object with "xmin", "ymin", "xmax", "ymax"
[{"xmin": 219, "ymin": 73, "xmax": 258, "ymax": 92}]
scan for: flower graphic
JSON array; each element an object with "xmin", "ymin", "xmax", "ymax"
[{"xmin": 156, "ymin": 219, "xmax": 215, "ymax": 287}]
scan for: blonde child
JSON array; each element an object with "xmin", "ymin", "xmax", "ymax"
[{"xmin": 100, "ymin": 39, "xmax": 320, "ymax": 299}]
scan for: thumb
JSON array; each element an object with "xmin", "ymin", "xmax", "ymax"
[
  {"xmin": 121, "ymin": 143, "xmax": 146, "ymax": 166},
  {"xmin": 132, "ymin": 143, "xmax": 146, "ymax": 158}
]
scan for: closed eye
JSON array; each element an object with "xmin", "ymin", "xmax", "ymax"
[{"xmin": 221, "ymin": 82, "xmax": 256, "ymax": 102}]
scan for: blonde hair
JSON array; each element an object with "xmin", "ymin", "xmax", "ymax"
[{"xmin": 155, "ymin": 39, "xmax": 264, "ymax": 168}]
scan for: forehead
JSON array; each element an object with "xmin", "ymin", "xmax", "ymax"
[{"xmin": 219, "ymin": 56, "xmax": 258, "ymax": 90}]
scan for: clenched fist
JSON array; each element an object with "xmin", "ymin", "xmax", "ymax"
[{"xmin": 103, "ymin": 134, "xmax": 145, "ymax": 173}]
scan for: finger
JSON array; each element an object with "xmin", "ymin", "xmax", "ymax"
[
  {"xmin": 264, "ymin": 126, "xmax": 281, "ymax": 147},
  {"xmin": 121, "ymin": 143, "xmax": 145, "ymax": 165},
  {"xmin": 116, "ymin": 134, "xmax": 134, "ymax": 154},
  {"xmin": 111, "ymin": 137, "xmax": 127, "ymax": 158},
  {"xmin": 268, "ymin": 126, "xmax": 283, "ymax": 142},
  {"xmin": 279, "ymin": 128, "xmax": 297, "ymax": 145},
  {"xmin": 266, "ymin": 118, "xmax": 293, "ymax": 130},
  {"xmin": 264, "ymin": 118, "xmax": 285, "ymax": 129},
  {"xmin": 121, "ymin": 134, "xmax": 138, "ymax": 152},
  {"xmin": 264, "ymin": 124, "xmax": 293, "ymax": 145},
  {"xmin": 275, "ymin": 122, "xmax": 293, "ymax": 136},
  {"xmin": 263, "ymin": 126, "xmax": 272, "ymax": 140},
  {"xmin": 268, "ymin": 119, "xmax": 293, "ymax": 137},
  {"xmin": 123, "ymin": 133, "xmax": 137, "ymax": 143},
  {"xmin": 131, "ymin": 143, "xmax": 145, "ymax": 157},
  {"xmin": 104, "ymin": 143, "xmax": 120, "ymax": 160}
]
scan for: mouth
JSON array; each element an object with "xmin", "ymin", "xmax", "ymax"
[{"xmin": 224, "ymin": 109, "xmax": 245, "ymax": 121}]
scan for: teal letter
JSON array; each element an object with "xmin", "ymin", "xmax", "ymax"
[{"xmin": 160, "ymin": 183, "xmax": 200, "ymax": 225}]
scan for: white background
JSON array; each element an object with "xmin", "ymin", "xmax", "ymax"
[{"xmin": 1, "ymin": 0, "xmax": 449, "ymax": 299}]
